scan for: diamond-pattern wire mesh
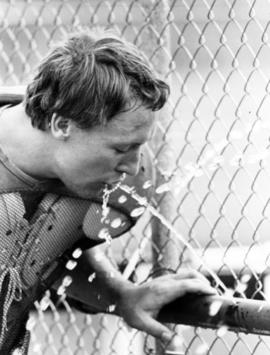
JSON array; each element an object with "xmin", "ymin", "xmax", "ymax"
[{"xmin": 2, "ymin": 0, "xmax": 270, "ymax": 354}]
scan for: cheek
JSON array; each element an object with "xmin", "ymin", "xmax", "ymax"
[
  {"xmin": 82, "ymin": 154, "xmax": 116, "ymax": 174},
  {"xmin": 68, "ymin": 141, "xmax": 118, "ymax": 174}
]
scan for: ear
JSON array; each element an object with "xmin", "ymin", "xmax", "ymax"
[{"xmin": 50, "ymin": 113, "xmax": 71, "ymax": 140}]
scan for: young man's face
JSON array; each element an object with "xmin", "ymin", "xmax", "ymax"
[{"xmin": 54, "ymin": 107, "xmax": 155, "ymax": 197}]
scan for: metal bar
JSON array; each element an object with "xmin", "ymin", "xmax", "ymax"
[{"xmin": 158, "ymin": 295, "xmax": 270, "ymax": 336}]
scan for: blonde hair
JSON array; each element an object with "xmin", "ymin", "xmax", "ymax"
[{"xmin": 25, "ymin": 30, "xmax": 169, "ymax": 130}]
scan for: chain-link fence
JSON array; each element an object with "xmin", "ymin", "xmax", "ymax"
[{"xmin": 2, "ymin": 0, "xmax": 270, "ymax": 354}]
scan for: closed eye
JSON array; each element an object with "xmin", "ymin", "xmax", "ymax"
[
  {"xmin": 114, "ymin": 143, "xmax": 141, "ymax": 154},
  {"xmin": 114, "ymin": 146, "xmax": 130, "ymax": 154}
]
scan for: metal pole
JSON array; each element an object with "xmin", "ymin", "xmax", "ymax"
[
  {"xmin": 158, "ymin": 294, "xmax": 270, "ymax": 336},
  {"xmin": 139, "ymin": 0, "xmax": 181, "ymax": 287},
  {"xmin": 139, "ymin": 1, "xmax": 184, "ymax": 353}
]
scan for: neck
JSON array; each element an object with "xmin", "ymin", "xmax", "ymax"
[{"xmin": 0, "ymin": 103, "xmax": 56, "ymax": 180}]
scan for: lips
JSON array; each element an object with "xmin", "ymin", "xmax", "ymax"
[
  {"xmin": 106, "ymin": 181, "xmax": 120, "ymax": 189},
  {"xmin": 106, "ymin": 177, "xmax": 124, "ymax": 187},
  {"xmin": 105, "ymin": 176, "xmax": 126, "ymax": 190}
]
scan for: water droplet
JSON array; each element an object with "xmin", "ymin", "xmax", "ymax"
[
  {"xmin": 217, "ymin": 325, "xmax": 228, "ymax": 337},
  {"xmin": 118, "ymin": 195, "xmax": 128, "ymax": 204},
  {"xmin": 72, "ymin": 248, "xmax": 82, "ymax": 259},
  {"xmin": 136, "ymin": 196, "xmax": 147, "ymax": 205},
  {"xmin": 26, "ymin": 317, "xmax": 36, "ymax": 331},
  {"xmin": 98, "ymin": 228, "xmax": 112, "ymax": 244},
  {"xmin": 65, "ymin": 260, "xmax": 78, "ymax": 270},
  {"xmin": 62, "ymin": 275, "xmax": 73, "ymax": 287},
  {"xmin": 130, "ymin": 207, "xmax": 145, "ymax": 217},
  {"xmin": 88, "ymin": 273, "xmax": 96, "ymax": 282},
  {"xmin": 108, "ymin": 304, "xmax": 116, "ymax": 313},
  {"xmin": 155, "ymin": 183, "xmax": 171, "ymax": 194},
  {"xmin": 39, "ymin": 296, "xmax": 50, "ymax": 311},
  {"xmin": 209, "ymin": 300, "xmax": 222, "ymax": 316},
  {"xmin": 111, "ymin": 218, "xmax": 122, "ymax": 229},
  {"xmin": 235, "ymin": 281, "xmax": 247, "ymax": 293},
  {"xmin": 143, "ymin": 180, "xmax": 152, "ymax": 189},
  {"xmin": 57, "ymin": 285, "xmax": 66, "ymax": 296}
]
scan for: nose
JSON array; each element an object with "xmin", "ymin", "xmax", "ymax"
[{"xmin": 116, "ymin": 148, "xmax": 141, "ymax": 177}]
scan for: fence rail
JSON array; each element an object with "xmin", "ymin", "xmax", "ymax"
[{"xmin": 159, "ymin": 295, "xmax": 270, "ymax": 337}]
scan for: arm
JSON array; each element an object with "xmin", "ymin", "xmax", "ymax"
[{"xmin": 64, "ymin": 246, "xmax": 216, "ymax": 345}]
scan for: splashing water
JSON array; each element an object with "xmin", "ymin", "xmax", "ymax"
[
  {"xmin": 98, "ymin": 228, "xmax": 112, "ymax": 244},
  {"xmin": 88, "ymin": 273, "xmax": 96, "ymax": 283},
  {"xmin": 119, "ymin": 184, "xmax": 227, "ymax": 292},
  {"xmin": 65, "ymin": 260, "xmax": 77, "ymax": 271},
  {"xmin": 208, "ymin": 300, "xmax": 223, "ymax": 316},
  {"xmin": 72, "ymin": 248, "xmax": 82, "ymax": 259},
  {"xmin": 216, "ymin": 325, "xmax": 228, "ymax": 337},
  {"xmin": 99, "ymin": 173, "xmax": 127, "ymax": 244},
  {"xmin": 110, "ymin": 218, "xmax": 122, "ymax": 228},
  {"xmin": 98, "ymin": 131, "xmax": 270, "ymax": 290},
  {"xmin": 101, "ymin": 173, "xmax": 127, "ymax": 224}
]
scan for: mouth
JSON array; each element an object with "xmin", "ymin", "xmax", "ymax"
[
  {"xmin": 105, "ymin": 174, "xmax": 127, "ymax": 190},
  {"xmin": 105, "ymin": 181, "xmax": 121, "ymax": 190}
]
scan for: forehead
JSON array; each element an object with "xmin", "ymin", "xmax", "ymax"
[{"xmin": 102, "ymin": 107, "xmax": 155, "ymax": 143}]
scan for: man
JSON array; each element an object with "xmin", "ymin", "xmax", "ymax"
[{"xmin": 0, "ymin": 31, "xmax": 215, "ymax": 353}]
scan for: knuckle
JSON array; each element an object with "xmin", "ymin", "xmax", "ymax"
[
  {"xmin": 147, "ymin": 282, "xmax": 165, "ymax": 297},
  {"xmin": 179, "ymin": 280, "xmax": 190, "ymax": 289},
  {"xmin": 185, "ymin": 269, "xmax": 200, "ymax": 278},
  {"xmin": 129, "ymin": 314, "xmax": 146, "ymax": 331}
]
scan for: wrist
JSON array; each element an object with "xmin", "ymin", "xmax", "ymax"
[{"xmin": 101, "ymin": 272, "xmax": 137, "ymax": 304}]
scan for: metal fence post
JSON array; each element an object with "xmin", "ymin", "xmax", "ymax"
[{"xmin": 139, "ymin": 1, "xmax": 184, "ymax": 353}]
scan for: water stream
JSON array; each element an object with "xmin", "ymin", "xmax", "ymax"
[{"xmin": 119, "ymin": 184, "xmax": 227, "ymax": 293}]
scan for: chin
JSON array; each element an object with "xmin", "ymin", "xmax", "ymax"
[{"xmin": 66, "ymin": 181, "xmax": 106, "ymax": 199}]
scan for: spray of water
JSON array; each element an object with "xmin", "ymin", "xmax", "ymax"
[
  {"xmin": 96, "ymin": 151, "xmax": 228, "ymax": 291},
  {"xmin": 119, "ymin": 184, "xmax": 227, "ymax": 293},
  {"xmin": 101, "ymin": 173, "xmax": 127, "ymax": 223},
  {"xmin": 98, "ymin": 173, "xmax": 127, "ymax": 244}
]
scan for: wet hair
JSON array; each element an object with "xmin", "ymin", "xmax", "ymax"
[{"xmin": 24, "ymin": 30, "xmax": 170, "ymax": 130}]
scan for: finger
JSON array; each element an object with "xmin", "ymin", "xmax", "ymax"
[
  {"xmin": 153, "ymin": 278, "xmax": 217, "ymax": 305},
  {"xmin": 177, "ymin": 279, "xmax": 217, "ymax": 295},
  {"xmin": 172, "ymin": 269, "xmax": 210, "ymax": 283},
  {"xmin": 138, "ymin": 313, "xmax": 183, "ymax": 347},
  {"xmin": 155, "ymin": 269, "xmax": 211, "ymax": 285}
]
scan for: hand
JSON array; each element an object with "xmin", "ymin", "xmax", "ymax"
[{"xmin": 115, "ymin": 269, "xmax": 216, "ymax": 344}]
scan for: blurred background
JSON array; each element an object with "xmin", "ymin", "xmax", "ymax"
[{"xmin": 2, "ymin": 0, "xmax": 270, "ymax": 354}]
